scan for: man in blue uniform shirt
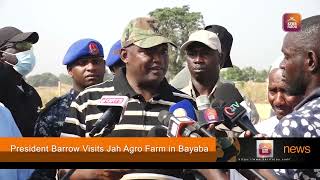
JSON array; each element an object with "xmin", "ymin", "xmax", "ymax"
[
  {"xmin": 31, "ymin": 38, "xmax": 106, "ymax": 179},
  {"xmin": 34, "ymin": 38, "xmax": 106, "ymax": 137}
]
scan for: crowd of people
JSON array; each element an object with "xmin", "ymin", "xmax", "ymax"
[{"xmin": 0, "ymin": 14, "xmax": 319, "ymax": 180}]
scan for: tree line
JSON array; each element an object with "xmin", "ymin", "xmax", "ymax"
[
  {"xmin": 221, "ymin": 66, "xmax": 268, "ymax": 82},
  {"xmin": 27, "ymin": 6, "xmax": 268, "ymax": 87},
  {"xmin": 26, "ymin": 73, "xmax": 72, "ymax": 87},
  {"xmin": 26, "ymin": 65, "xmax": 268, "ymax": 87}
]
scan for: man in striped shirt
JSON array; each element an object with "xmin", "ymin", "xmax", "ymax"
[
  {"xmin": 60, "ymin": 17, "xmax": 192, "ymax": 138},
  {"xmin": 60, "ymin": 16, "xmax": 195, "ymax": 180}
]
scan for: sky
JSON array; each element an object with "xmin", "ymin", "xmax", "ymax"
[{"xmin": 1, "ymin": 0, "xmax": 319, "ymax": 76}]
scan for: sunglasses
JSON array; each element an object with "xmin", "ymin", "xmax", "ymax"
[{"xmin": 0, "ymin": 42, "xmax": 32, "ymax": 51}]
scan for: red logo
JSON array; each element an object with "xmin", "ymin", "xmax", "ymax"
[
  {"xmin": 257, "ymin": 140, "xmax": 273, "ymax": 158},
  {"xmin": 204, "ymin": 108, "xmax": 218, "ymax": 122},
  {"xmin": 100, "ymin": 97, "xmax": 124, "ymax": 105},
  {"xmin": 88, "ymin": 42, "xmax": 99, "ymax": 56},
  {"xmin": 283, "ymin": 13, "xmax": 301, "ymax": 32},
  {"xmin": 224, "ymin": 106, "xmax": 235, "ymax": 116},
  {"xmin": 259, "ymin": 143, "xmax": 272, "ymax": 155}
]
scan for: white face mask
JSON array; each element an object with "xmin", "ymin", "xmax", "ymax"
[{"xmin": 13, "ymin": 49, "xmax": 36, "ymax": 76}]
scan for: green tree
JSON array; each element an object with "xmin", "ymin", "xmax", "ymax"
[
  {"xmin": 27, "ymin": 73, "xmax": 59, "ymax": 87},
  {"xmin": 220, "ymin": 65, "xmax": 243, "ymax": 81},
  {"xmin": 255, "ymin": 69, "xmax": 268, "ymax": 82},
  {"xmin": 59, "ymin": 73, "xmax": 73, "ymax": 85},
  {"xmin": 149, "ymin": 5, "xmax": 204, "ymax": 79},
  {"xmin": 242, "ymin": 66, "xmax": 257, "ymax": 81}
]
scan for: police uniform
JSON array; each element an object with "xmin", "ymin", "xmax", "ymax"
[
  {"xmin": 34, "ymin": 89, "xmax": 78, "ymax": 137},
  {"xmin": 30, "ymin": 38, "xmax": 105, "ymax": 180},
  {"xmin": 34, "ymin": 38, "xmax": 104, "ymax": 137}
]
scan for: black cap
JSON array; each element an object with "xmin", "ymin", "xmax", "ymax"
[
  {"xmin": 205, "ymin": 25, "xmax": 233, "ymax": 68},
  {"xmin": 0, "ymin": 26, "xmax": 39, "ymax": 48}
]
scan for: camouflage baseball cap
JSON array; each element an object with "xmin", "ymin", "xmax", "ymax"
[{"xmin": 121, "ymin": 17, "xmax": 175, "ymax": 48}]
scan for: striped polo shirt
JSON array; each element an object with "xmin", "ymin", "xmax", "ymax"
[{"xmin": 60, "ymin": 68, "xmax": 193, "ymax": 137}]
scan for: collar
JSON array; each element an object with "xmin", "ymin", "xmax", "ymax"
[
  {"xmin": 113, "ymin": 67, "xmax": 173, "ymax": 101},
  {"xmin": 294, "ymin": 87, "xmax": 320, "ymax": 110},
  {"xmin": 182, "ymin": 78, "xmax": 222, "ymax": 100}
]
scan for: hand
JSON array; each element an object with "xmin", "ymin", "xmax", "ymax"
[
  {"xmin": 0, "ymin": 51, "xmax": 18, "ymax": 65},
  {"xmin": 207, "ymin": 124, "xmax": 228, "ymax": 137},
  {"xmin": 244, "ymin": 131, "xmax": 267, "ymax": 138}
]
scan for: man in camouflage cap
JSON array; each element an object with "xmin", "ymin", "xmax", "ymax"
[
  {"xmin": 60, "ymin": 17, "xmax": 193, "ymax": 179},
  {"xmin": 121, "ymin": 17, "xmax": 175, "ymax": 48}
]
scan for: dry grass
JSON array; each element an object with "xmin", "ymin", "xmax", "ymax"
[
  {"xmin": 235, "ymin": 81, "xmax": 271, "ymax": 120},
  {"xmin": 36, "ymin": 84, "xmax": 72, "ymax": 105},
  {"xmin": 36, "ymin": 82, "xmax": 271, "ymax": 119},
  {"xmin": 255, "ymin": 103, "xmax": 272, "ymax": 120},
  {"xmin": 235, "ymin": 81, "xmax": 269, "ymax": 104}
]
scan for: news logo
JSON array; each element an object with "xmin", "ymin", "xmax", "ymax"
[
  {"xmin": 98, "ymin": 95, "xmax": 129, "ymax": 107},
  {"xmin": 223, "ymin": 101, "xmax": 240, "ymax": 117},
  {"xmin": 256, "ymin": 140, "xmax": 273, "ymax": 158},
  {"xmin": 283, "ymin": 13, "xmax": 301, "ymax": 32}
]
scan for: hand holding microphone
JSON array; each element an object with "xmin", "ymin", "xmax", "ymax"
[
  {"xmin": 213, "ymin": 83, "xmax": 260, "ymax": 136},
  {"xmin": 170, "ymin": 99, "xmax": 214, "ymax": 137},
  {"xmin": 157, "ymin": 99, "xmax": 214, "ymax": 137},
  {"xmin": 157, "ymin": 110, "xmax": 200, "ymax": 137},
  {"xmin": 195, "ymin": 95, "xmax": 224, "ymax": 136}
]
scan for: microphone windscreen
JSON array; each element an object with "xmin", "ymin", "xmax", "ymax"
[
  {"xmin": 147, "ymin": 126, "xmax": 168, "ymax": 137},
  {"xmin": 213, "ymin": 83, "xmax": 244, "ymax": 103},
  {"xmin": 169, "ymin": 99, "xmax": 196, "ymax": 120},
  {"xmin": 158, "ymin": 110, "xmax": 170, "ymax": 126}
]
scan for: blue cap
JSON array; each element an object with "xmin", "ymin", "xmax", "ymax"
[
  {"xmin": 63, "ymin": 38, "xmax": 104, "ymax": 65},
  {"xmin": 106, "ymin": 40, "xmax": 121, "ymax": 67}
]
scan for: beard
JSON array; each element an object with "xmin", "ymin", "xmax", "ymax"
[{"xmin": 285, "ymin": 73, "xmax": 307, "ymax": 96}]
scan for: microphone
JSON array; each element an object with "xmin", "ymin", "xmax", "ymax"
[
  {"xmin": 195, "ymin": 95, "xmax": 223, "ymax": 127},
  {"xmin": 89, "ymin": 95, "xmax": 129, "ymax": 137},
  {"xmin": 213, "ymin": 83, "xmax": 259, "ymax": 136},
  {"xmin": 169, "ymin": 99, "xmax": 196, "ymax": 120},
  {"xmin": 158, "ymin": 110, "xmax": 200, "ymax": 137},
  {"xmin": 147, "ymin": 126, "xmax": 168, "ymax": 137},
  {"xmin": 166, "ymin": 97, "xmax": 212, "ymax": 137},
  {"xmin": 165, "ymin": 99, "xmax": 213, "ymax": 137}
]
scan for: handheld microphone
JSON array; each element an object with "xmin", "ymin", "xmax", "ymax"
[
  {"xmin": 169, "ymin": 99, "xmax": 196, "ymax": 120},
  {"xmin": 213, "ymin": 83, "xmax": 259, "ymax": 136},
  {"xmin": 147, "ymin": 126, "xmax": 168, "ymax": 137},
  {"xmin": 158, "ymin": 110, "xmax": 200, "ymax": 137},
  {"xmin": 89, "ymin": 95, "xmax": 129, "ymax": 137},
  {"xmin": 167, "ymin": 99, "xmax": 213, "ymax": 137},
  {"xmin": 195, "ymin": 95, "xmax": 223, "ymax": 126}
]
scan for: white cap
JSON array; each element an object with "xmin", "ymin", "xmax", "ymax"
[{"xmin": 181, "ymin": 30, "xmax": 221, "ymax": 53}]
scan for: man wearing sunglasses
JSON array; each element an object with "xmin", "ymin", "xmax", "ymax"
[{"xmin": 0, "ymin": 26, "xmax": 42, "ymax": 137}]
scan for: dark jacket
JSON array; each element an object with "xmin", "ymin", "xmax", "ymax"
[{"xmin": 0, "ymin": 63, "xmax": 42, "ymax": 136}]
